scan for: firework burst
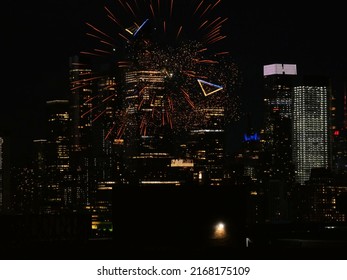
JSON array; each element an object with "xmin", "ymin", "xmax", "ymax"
[{"xmin": 72, "ymin": 0, "xmax": 241, "ymax": 140}]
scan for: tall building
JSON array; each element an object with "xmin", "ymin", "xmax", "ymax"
[
  {"xmin": 69, "ymin": 55, "xmax": 121, "ymax": 236},
  {"xmin": 263, "ymin": 63, "xmax": 297, "ymax": 119},
  {"xmin": 88, "ymin": 76, "xmax": 120, "ymax": 237},
  {"xmin": 69, "ymin": 55, "xmax": 94, "ymax": 208},
  {"xmin": 122, "ymin": 69, "xmax": 178, "ymax": 187},
  {"xmin": 292, "ymin": 76, "xmax": 331, "ymax": 185},
  {"xmin": 262, "ymin": 63, "xmax": 296, "ymax": 183},
  {"xmin": 236, "ymin": 114, "xmax": 263, "ymax": 224},
  {"xmin": 186, "ymin": 113, "xmax": 225, "ymax": 187},
  {"xmin": 69, "ymin": 55, "xmax": 94, "ymax": 154},
  {"xmin": 119, "ymin": 35, "xmax": 230, "ymax": 188},
  {"xmin": 45, "ymin": 100, "xmax": 70, "ymax": 213},
  {"xmin": 261, "ymin": 63, "xmax": 297, "ymax": 222}
]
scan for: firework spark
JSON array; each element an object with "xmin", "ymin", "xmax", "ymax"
[{"xmin": 72, "ymin": 0, "xmax": 241, "ymax": 140}]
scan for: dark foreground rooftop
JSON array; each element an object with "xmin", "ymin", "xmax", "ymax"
[{"xmin": 2, "ymin": 224, "xmax": 347, "ymax": 260}]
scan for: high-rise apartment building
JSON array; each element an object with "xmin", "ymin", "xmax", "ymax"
[{"xmin": 292, "ymin": 76, "xmax": 331, "ymax": 185}]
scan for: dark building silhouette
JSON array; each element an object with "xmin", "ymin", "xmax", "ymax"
[
  {"xmin": 44, "ymin": 100, "xmax": 71, "ymax": 213},
  {"xmin": 69, "ymin": 55, "xmax": 95, "ymax": 209},
  {"xmin": 302, "ymin": 168, "xmax": 347, "ymax": 223},
  {"xmin": 261, "ymin": 63, "xmax": 297, "ymax": 223}
]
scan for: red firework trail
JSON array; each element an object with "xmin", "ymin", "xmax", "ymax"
[{"xmin": 72, "ymin": 0, "xmax": 238, "ymax": 139}]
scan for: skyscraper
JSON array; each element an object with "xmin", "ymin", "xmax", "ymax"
[
  {"xmin": 292, "ymin": 76, "xmax": 331, "ymax": 185},
  {"xmin": 262, "ymin": 63, "xmax": 296, "ymax": 184},
  {"xmin": 263, "ymin": 63, "xmax": 297, "ymax": 119},
  {"xmin": 261, "ymin": 63, "xmax": 297, "ymax": 222},
  {"xmin": 185, "ymin": 108, "xmax": 225, "ymax": 187},
  {"xmin": 69, "ymin": 55, "xmax": 120, "ymax": 235},
  {"xmin": 69, "ymin": 55, "xmax": 93, "ymax": 154},
  {"xmin": 69, "ymin": 55, "xmax": 96, "ymax": 209},
  {"xmin": 123, "ymin": 69, "xmax": 177, "ymax": 187},
  {"xmin": 89, "ymin": 76, "xmax": 119, "ymax": 237},
  {"xmin": 45, "ymin": 100, "xmax": 70, "ymax": 213}
]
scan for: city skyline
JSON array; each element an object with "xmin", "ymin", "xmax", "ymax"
[
  {"xmin": 2, "ymin": 1, "xmax": 347, "ymax": 259},
  {"xmin": 4, "ymin": 1, "xmax": 347, "ymax": 164}
]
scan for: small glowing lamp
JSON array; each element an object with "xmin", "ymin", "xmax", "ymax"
[{"xmin": 213, "ymin": 222, "xmax": 227, "ymax": 239}]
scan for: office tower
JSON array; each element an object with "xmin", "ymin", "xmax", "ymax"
[
  {"xmin": 237, "ymin": 114, "xmax": 263, "ymax": 224},
  {"xmin": 242, "ymin": 132, "xmax": 261, "ymax": 181},
  {"xmin": 0, "ymin": 132, "xmax": 11, "ymax": 213},
  {"xmin": 69, "ymin": 55, "xmax": 123, "ymax": 236},
  {"xmin": 69, "ymin": 55, "xmax": 93, "ymax": 154},
  {"xmin": 263, "ymin": 63, "xmax": 297, "ymax": 118},
  {"xmin": 262, "ymin": 64, "xmax": 296, "ymax": 182},
  {"xmin": 186, "ymin": 107, "xmax": 226, "ymax": 187},
  {"xmin": 292, "ymin": 76, "xmax": 331, "ymax": 185},
  {"xmin": 261, "ymin": 64, "xmax": 297, "ymax": 222},
  {"xmin": 241, "ymin": 114, "xmax": 261, "ymax": 182},
  {"xmin": 46, "ymin": 100, "xmax": 70, "ymax": 170},
  {"xmin": 45, "ymin": 100, "xmax": 70, "ymax": 213},
  {"xmin": 118, "ymin": 69, "xmax": 227, "ymax": 188},
  {"xmin": 89, "ymin": 76, "xmax": 120, "ymax": 237},
  {"xmin": 122, "ymin": 69, "xmax": 178, "ymax": 187},
  {"xmin": 118, "ymin": 36, "xmax": 232, "ymax": 188},
  {"xmin": 69, "ymin": 55, "xmax": 95, "ymax": 208}
]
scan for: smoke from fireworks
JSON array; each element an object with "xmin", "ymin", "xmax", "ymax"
[{"xmin": 72, "ymin": 0, "xmax": 242, "ymax": 140}]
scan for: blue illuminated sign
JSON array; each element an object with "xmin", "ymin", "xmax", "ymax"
[{"xmin": 244, "ymin": 133, "xmax": 260, "ymax": 142}]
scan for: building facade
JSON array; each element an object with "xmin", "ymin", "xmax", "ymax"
[
  {"xmin": 261, "ymin": 63, "xmax": 297, "ymax": 222},
  {"xmin": 292, "ymin": 76, "xmax": 331, "ymax": 185}
]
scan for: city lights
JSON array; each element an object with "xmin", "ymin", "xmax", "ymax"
[{"xmin": 75, "ymin": 0, "xmax": 241, "ymax": 139}]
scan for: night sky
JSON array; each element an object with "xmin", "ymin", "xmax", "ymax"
[{"xmin": 4, "ymin": 1, "xmax": 347, "ymax": 164}]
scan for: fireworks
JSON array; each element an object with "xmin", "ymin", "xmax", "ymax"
[{"xmin": 72, "ymin": 0, "xmax": 241, "ymax": 140}]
